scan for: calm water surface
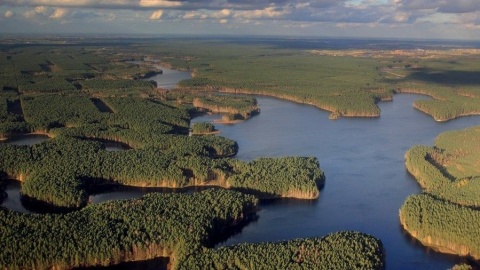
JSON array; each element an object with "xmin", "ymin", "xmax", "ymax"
[
  {"xmin": 3, "ymin": 85, "xmax": 480, "ymax": 268},
  {"xmin": 1, "ymin": 134, "xmax": 49, "ymax": 145},
  {"xmin": 147, "ymin": 65, "xmax": 191, "ymax": 90},
  {"xmin": 192, "ymin": 94, "xmax": 480, "ymax": 270}
]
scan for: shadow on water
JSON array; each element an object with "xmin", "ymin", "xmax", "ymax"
[
  {"xmin": 1, "ymin": 134, "xmax": 50, "ymax": 146},
  {"xmin": 399, "ymin": 225, "xmax": 480, "ymax": 270}
]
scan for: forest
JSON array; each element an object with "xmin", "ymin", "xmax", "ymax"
[
  {"xmin": 132, "ymin": 40, "xmax": 480, "ymax": 121},
  {"xmin": 178, "ymin": 231, "xmax": 384, "ymax": 270},
  {"xmin": 4, "ymin": 37, "xmax": 480, "ymax": 269},
  {"xmin": 0, "ymin": 136, "xmax": 324, "ymax": 208},
  {"xmin": 0, "ymin": 189, "xmax": 259, "ymax": 269},
  {"xmin": 401, "ymin": 126, "xmax": 480, "ymax": 260},
  {"xmin": 0, "ymin": 38, "xmax": 386, "ymax": 269}
]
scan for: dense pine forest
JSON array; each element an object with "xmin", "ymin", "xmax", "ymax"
[
  {"xmin": 3, "ymin": 36, "xmax": 480, "ymax": 269},
  {"xmin": 0, "ymin": 38, "xmax": 388, "ymax": 269},
  {"xmin": 401, "ymin": 126, "xmax": 480, "ymax": 260}
]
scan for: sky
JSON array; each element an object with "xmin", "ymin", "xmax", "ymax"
[{"xmin": 1, "ymin": 0, "xmax": 480, "ymax": 40}]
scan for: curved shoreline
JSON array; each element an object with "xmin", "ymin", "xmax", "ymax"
[
  {"xmin": 0, "ymin": 131, "xmax": 53, "ymax": 141},
  {"xmin": 402, "ymin": 137, "xmax": 480, "ymax": 262},
  {"xmin": 217, "ymin": 87, "xmax": 382, "ymax": 119},
  {"xmin": 399, "ymin": 211, "xmax": 477, "ymax": 259},
  {"xmin": 396, "ymin": 88, "xmax": 480, "ymax": 122}
]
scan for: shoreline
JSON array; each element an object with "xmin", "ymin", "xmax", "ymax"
[
  {"xmin": 399, "ymin": 210, "xmax": 480, "ymax": 262},
  {"xmin": 0, "ymin": 130, "xmax": 53, "ymax": 141},
  {"xmin": 397, "ymin": 88, "xmax": 480, "ymax": 122},
  {"xmin": 217, "ymin": 87, "xmax": 382, "ymax": 119}
]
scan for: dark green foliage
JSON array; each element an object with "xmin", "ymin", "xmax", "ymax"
[
  {"xmin": 0, "ymin": 189, "xmax": 258, "ymax": 269},
  {"xmin": 80, "ymin": 79, "xmax": 155, "ymax": 93},
  {"xmin": 21, "ymin": 170, "xmax": 88, "ymax": 208},
  {"xmin": 405, "ymin": 135, "xmax": 480, "ymax": 207},
  {"xmin": 0, "ymin": 137, "xmax": 322, "ymax": 207},
  {"xmin": 22, "ymin": 95, "xmax": 102, "ymax": 130},
  {"xmin": 191, "ymin": 122, "xmax": 215, "ymax": 134},
  {"xmin": 400, "ymin": 194, "xmax": 480, "ymax": 259},
  {"xmin": 192, "ymin": 95, "xmax": 260, "ymax": 120},
  {"xmin": 402, "ymin": 126, "xmax": 480, "ymax": 259},
  {"xmin": 179, "ymin": 231, "xmax": 384, "ymax": 270},
  {"xmin": 0, "ymin": 97, "xmax": 29, "ymax": 136},
  {"xmin": 228, "ymin": 157, "xmax": 324, "ymax": 199}
]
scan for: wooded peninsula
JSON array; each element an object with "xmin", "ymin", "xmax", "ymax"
[
  {"xmin": 401, "ymin": 126, "xmax": 480, "ymax": 261},
  {"xmin": 3, "ymin": 36, "xmax": 480, "ymax": 269},
  {"xmin": 0, "ymin": 37, "xmax": 391, "ymax": 269}
]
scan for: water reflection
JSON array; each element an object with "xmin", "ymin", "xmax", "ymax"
[
  {"xmin": 144, "ymin": 64, "xmax": 191, "ymax": 90},
  {"xmin": 193, "ymin": 94, "xmax": 480, "ymax": 269},
  {"xmin": 3, "ymin": 93, "xmax": 480, "ymax": 269},
  {"xmin": 1, "ymin": 134, "xmax": 49, "ymax": 146}
]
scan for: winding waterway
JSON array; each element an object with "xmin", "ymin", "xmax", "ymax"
[
  {"xmin": 3, "ymin": 66, "xmax": 480, "ymax": 269},
  {"xmin": 192, "ymin": 94, "xmax": 480, "ymax": 269},
  {"xmin": 146, "ymin": 65, "xmax": 192, "ymax": 90}
]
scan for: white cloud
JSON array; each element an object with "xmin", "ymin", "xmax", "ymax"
[
  {"xmin": 3, "ymin": 0, "xmax": 480, "ymax": 38},
  {"xmin": 234, "ymin": 6, "xmax": 289, "ymax": 19},
  {"xmin": 149, "ymin": 9, "xmax": 163, "ymax": 20},
  {"xmin": 4, "ymin": 10, "xmax": 14, "ymax": 18},
  {"xmin": 139, "ymin": 0, "xmax": 183, "ymax": 8},
  {"xmin": 393, "ymin": 11, "xmax": 409, "ymax": 22},
  {"xmin": 35, "ymin": 6, "xmax": 47, "ymax": 14},
  {"xmin": 182, "ymin": 11, "xmax": 208, "ymax": 19},
  {"xmin": 3, "ymin": 0, "xmax": 183, "ymax": 9},
  {"xmin": 49, "ymin": 7, "xmax": 68, "ymax": 19},
  {"xmin": 23, "ymin": 10, "xmax": 38, "ymax": 18},
  {"xmin": 212, "ymin": 9, "xmax": 230, "ymax": 19}
]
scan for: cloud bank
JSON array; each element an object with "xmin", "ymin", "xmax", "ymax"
[{"xmin": 1, "ymin": 0, "xmax": 480, "ymax": 39}]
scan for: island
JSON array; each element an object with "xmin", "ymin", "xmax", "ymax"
[{"xmin": 4, "ymin": 36, "xmax": 480, "ymax": 269}]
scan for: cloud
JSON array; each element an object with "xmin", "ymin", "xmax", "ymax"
[
  {"xmin": 309, "ymin": 0, "xmax": 344, "ymax": 9},
  {"xmin": 49, "ymin": 7, "xmax": 68, "ymax": 19},
  {"xmin": 182, "ymin": 10, "xmax": 208, "ymax": 19},
  {"xmin": 396, "ymin": 0, "xmax": 480, "ymax": 13},
  {"xmin": 4, "ymin": 10, "xmax": 14, "ymax": 18},
  {"xmin": 35, "ymin": 6, "xmax": 47, "ymax": 14},
  {"xmin": 149, "ymin": 9, "xmax": 164, "ymax": 19},
  {"xmin": 139, "ymin": 0, "xmax": 183, "ymax": 8},
  {"xmin": 234, "ymin": 6, "xmax": 289, "ymax": 19},
  {"xmin": 2, "ymin": 0, "xmax": 183, "ymax": 10},
  {"xmin": 3, "ymin": 0, "xmax": 480, "ymax": 38},
  {"xmin": 212, "ymin": 9, "xmax": 231, "ymax": 19},
  {"xmin": 23, "ymin": 9, "xmax": 39, "ymax": 18}
]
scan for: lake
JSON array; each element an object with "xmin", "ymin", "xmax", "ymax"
[
  {"xmin": 1, "ymin": 134, "xmax": 49, "ymax": 146},
  {"xmin": 192, "ymin": 94, "xmax": 480, "ymax": 269},
  {"xmin": 146, "ymin": 64, "xmax": 192, "ymax": 90},
  {"xmin": 3, "ymin": 65, "xmax": 480, "ymax": 268}
]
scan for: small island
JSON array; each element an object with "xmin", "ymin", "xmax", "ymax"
[{"xmin": 190, "ymin": 122, "xmax": 220, "ymax": 135}]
